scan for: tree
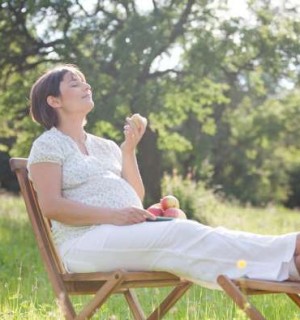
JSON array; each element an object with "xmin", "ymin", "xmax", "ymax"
[
  {"xmin": 1, "ymin": 0, "xmax": 300, "ymax": 206},
  {"xmin": 0, "ymin": 0, "xmax": 200, "ymax": 203},
  {"xmin": 176, "ymin": 0, "xmax": 300, "ymax": 204}
]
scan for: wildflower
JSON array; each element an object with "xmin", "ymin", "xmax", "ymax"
[{"xmin": 236, "ymin": 259, "xmax": 247, "ymax": 269}]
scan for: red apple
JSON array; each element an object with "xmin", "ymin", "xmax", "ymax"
[
  {"xmin": 163, "ymin": 207, "xmax": 179, "ymax": 218},
  {"xmin": 164, "ymin": 208, "xmax": 187, "ymax": 219},
  {"xmin": 177, "ymin": 209, "xmax": 187, "ymax": 220},
  {"xmin": 160, "ymin": 195, "xmax": 180, "ymax": 211},
  {"xmin": 147, "ymin": 203, "xmax": 164, "ymax": 216}
]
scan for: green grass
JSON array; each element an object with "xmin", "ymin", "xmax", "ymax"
[{"xmin": 1, "ymin": 194, "xmax": 300, "ymax": 319}]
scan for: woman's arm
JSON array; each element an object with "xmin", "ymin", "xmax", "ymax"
[
  {"xmin": 120, "ymin": 117, "xmax": 147, "ymax": 201},
  {"xmin": 30, "ymin": 162, "xmax": 154, "ymax": 225},
  {"xmin": 121, "ymin": 150, "xmax": 145, "ymax": 201}
]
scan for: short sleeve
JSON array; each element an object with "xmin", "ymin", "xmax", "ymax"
[{"xmin": 27, "ymin": 134, "xmax": 64, "ymax": 168}]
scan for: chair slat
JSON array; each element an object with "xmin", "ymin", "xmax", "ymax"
[{"xmin": 218, "ymin": 274, "xmax": 300, "ymax": 319}]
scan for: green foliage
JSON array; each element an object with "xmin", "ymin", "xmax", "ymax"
[
  {"xmin": 220, "ymin": 90, "xmax": 300, "ymax": 205},
  {"xmin": 1, "ymin": 0, "xmax": 300, "ymax": 206},
  {"xmin": 161, "ymin": 170, "xmax": 221, "ymax": 224},
  {"xmin": 91, "ymin": 120, "xmax": 122, "ymax": 141}
]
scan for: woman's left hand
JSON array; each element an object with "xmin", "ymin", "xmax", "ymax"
[{"xmin": 121, "ymin": 117, "xmax": 147, "ymax": 153}]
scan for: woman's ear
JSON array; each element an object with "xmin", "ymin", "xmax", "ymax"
[{"xmin": 47, "ymin": 96, "xmax": 61, "ymax": 109}]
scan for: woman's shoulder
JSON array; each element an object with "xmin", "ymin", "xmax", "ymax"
[
  {"xmin": 33, "ymin": 127, "xmax": 71, "ymax": 147},
  {"xmin": 28, "ymin": 128, "xmax": 70, "ymax": 165}
]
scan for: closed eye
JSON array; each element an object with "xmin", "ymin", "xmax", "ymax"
[
  {"xmin": 70, "ymin": 80, "xmax": 87, "ymax": 87},
  {"xmin": 70, "ymin": 80, "xmax": 80, "ymax": 87}
]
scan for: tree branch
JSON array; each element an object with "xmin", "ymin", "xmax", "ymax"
[
  {"xmin": 152, "ymin": 0, "xmax": 158, "ymax": 11},
  {"xmin": 74, "ymin": 0, "xmax": 92, "ymax": 17},
  {"xmin": 119, "ymin": 1, "xmax": 133, "ymax": 17},
  {"xmin": 168, "ymin": 0, "xmax": 196, "ymax": 45},
  {"xmin": 8, "ymin": 2, "xmax": 36, "ymax": 43},
  {"xmin": 148, "ymin": 68, "xmax": 184, "ymax": 79},
  {"xmin": 140, "ymin": 0, "xmax": 196, "ymax": 81},
  {"xmin": 130, "ymin": 0, "xmax": 137, "ymax": 14},
  {"xmin": 75, "ymin": 0, "xmax": 99, "ymax": 18},
  {"xmin": 94, "ymin": 2, "xmax": 124, "ymax": 24}
]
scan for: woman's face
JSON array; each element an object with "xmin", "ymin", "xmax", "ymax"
[{"xmin": 58, "ymin": 71, "xmax": 94, "ymax": 116}]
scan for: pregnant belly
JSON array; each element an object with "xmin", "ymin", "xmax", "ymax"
[{"xmin": 64, "ymin": 175, "xmax": 143, "ymax": 209}]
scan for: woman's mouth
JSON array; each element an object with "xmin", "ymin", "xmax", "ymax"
[{"xmin": 82, "ymin": 91, "xmax": 92, "ymax": 99}]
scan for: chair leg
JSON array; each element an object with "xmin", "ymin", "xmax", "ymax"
[
  {"xmin": 287, "ymin": 293, "xmax": 300, "ymax": 307},
  {"xmin": 147, "ymin": 282, "xmax": 193, "ymax": 320},
  {"xmin": 124, "ymin": 289, "xmax": 146, "ymax": 320},
  {"xmin": 56, "ymin": 289, "xmax": 77, "ymax": 320},
  {"xmin": 75, "ymin": 272, "xmax": 124, "ymax": 320},
  {"xmin": 217, "ymin": 275, "xmax": 265, "ymax": 320}
]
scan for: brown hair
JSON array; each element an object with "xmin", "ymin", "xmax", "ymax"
[{"xmin": 30, "ymin": 64, "xmax": 86, "ymax": 129}]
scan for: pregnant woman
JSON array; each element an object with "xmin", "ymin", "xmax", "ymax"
[{"xmin": 27, "ymin": 64, "xmax": 300, "ymax": 289}]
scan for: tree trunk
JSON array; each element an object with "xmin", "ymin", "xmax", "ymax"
[{"xmin": 137, "ymin": 127, "xmax": 162, "ymax": 207}]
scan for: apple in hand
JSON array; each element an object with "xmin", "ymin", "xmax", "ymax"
[
  {"xmin": 130, "ymin": 113, "xmax": 147, "ymax": 130},
  {"xmin": 147, "ymin": 203, "xmax": 164, "ymax": 216},
  {"xmin": 160, "ymin": 195, "xmax": 180, "ymax": 211},
  {"xmin": 164, "ymin": 208, "xmax": 187, "ymax": 219}
]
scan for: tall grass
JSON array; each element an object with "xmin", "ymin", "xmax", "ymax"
[{"xmin": 1, "ymin": 193, "xmax": 300, "ymax": 319}]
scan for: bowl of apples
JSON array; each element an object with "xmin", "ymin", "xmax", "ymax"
[{"xmin": 146, "ymin": 195, "xmax": 187, "ymax": 221}]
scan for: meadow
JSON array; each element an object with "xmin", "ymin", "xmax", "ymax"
[{"xmin": 1, "ymin": 194, "xmax": 300, "ymax": 319}]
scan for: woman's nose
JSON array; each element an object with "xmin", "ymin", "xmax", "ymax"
[{"xmin": 83, "ymin": 82, "xmax": 91, "ymax": 91}]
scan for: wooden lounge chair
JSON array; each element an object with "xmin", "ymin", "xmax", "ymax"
[
  {"xmin": 217, "ymin": 268, "xmax": 300, "ymax": 319},
  {"xmin": 10, "ymin": 157, "xmax": 192, "ymax": 320}
]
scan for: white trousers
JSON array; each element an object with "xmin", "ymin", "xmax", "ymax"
[{"xmin": 59, "ymin": 219, "xmax": 298, "ymax": 289}]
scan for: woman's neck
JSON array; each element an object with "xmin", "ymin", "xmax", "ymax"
[{"xmin": 56, "ymin": 121, "xmax": 87, "ymax": 144}]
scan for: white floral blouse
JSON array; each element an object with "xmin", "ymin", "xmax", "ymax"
[{"xmin": 27, "ymin": 127, "xmax": 143, "ymax": 246}]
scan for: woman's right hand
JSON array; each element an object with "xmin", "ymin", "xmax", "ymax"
[{"xmin": 112, "ymin": 206, "xmax": 156, "ymax": 225}]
